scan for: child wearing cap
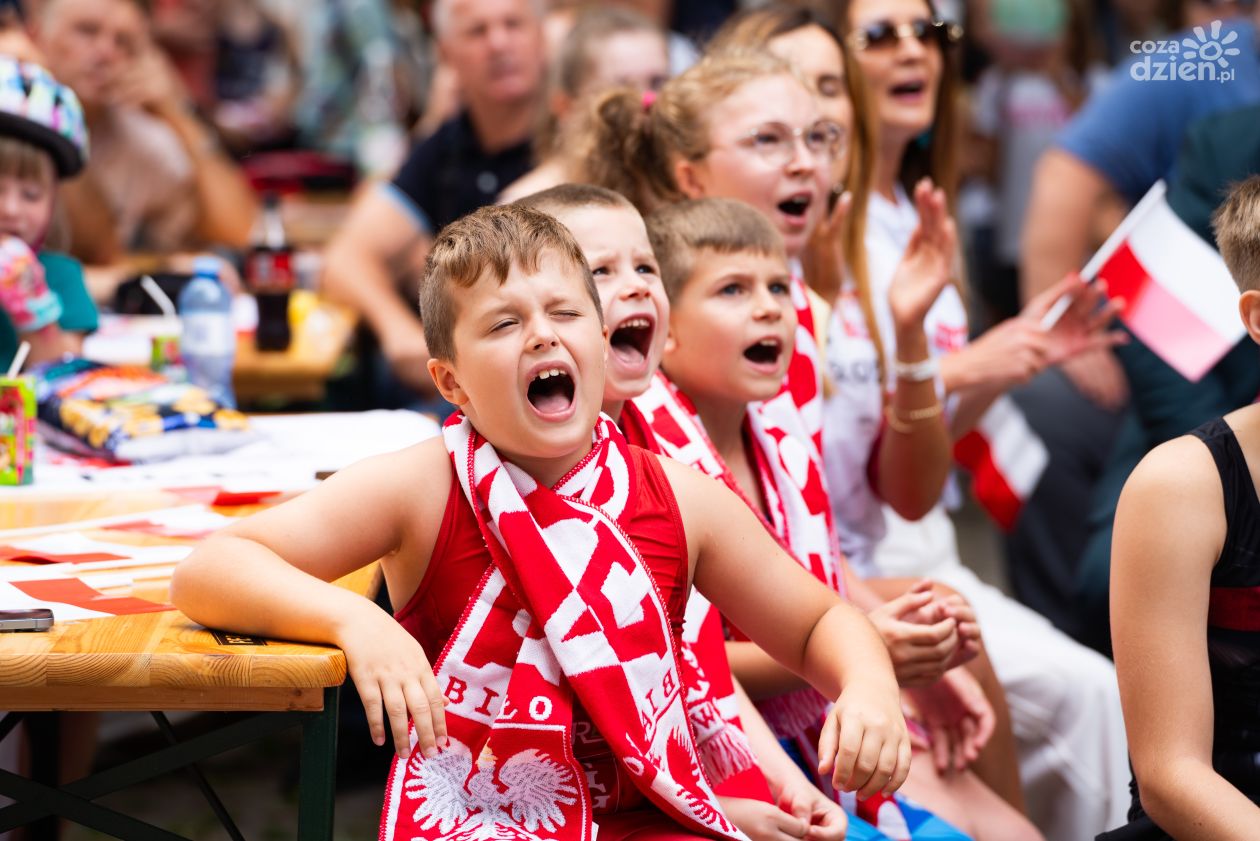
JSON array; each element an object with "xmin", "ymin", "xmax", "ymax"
[{"xmin": 0, "ymin": 56, "xmax": 94, "ymax": 370}]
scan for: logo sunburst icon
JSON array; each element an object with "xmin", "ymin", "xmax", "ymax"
[{"xmin": 1183, "ymin": 19, "xmax": 1241, "ymax": 67}]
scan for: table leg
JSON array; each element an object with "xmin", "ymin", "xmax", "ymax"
[
  {"xmin": 296, "ymin": 687, "xmax": 339, "ymax": 841},
  {"xmin": 27, "ymin": 712, "xmax": 60, "ymax": 841}
]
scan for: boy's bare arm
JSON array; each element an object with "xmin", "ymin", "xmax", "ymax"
[
  {"xmin": 171, "ymin": 437, "xmax": 454, "ymax": 757},
  {"xmin": 1111, "ymin": 433, "xmax": 1260, "ymax": 839},
  {"xmin": 660, "ymin": 457, "xmax": 910, "ymax": 798}
]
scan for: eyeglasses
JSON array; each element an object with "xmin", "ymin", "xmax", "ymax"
[
  {"xmin": 729, "ymin": 121, "xmax": 846, "ymax": 166},
  {"xmin": 847, "ymin": 18, "xmax": 962, "ymax": 52}
]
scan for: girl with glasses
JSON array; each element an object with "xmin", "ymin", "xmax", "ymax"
[
  {"xmin": 712, "ymin": 8, "xmax": 1048, "ymax": 841},
  {"xmin": 832, "ymin": 1, "xmax": 1132, "ymax": 839},
  {"xmin": 574, "ymin": 41, "xmax": 1039, "ymax": 841}
]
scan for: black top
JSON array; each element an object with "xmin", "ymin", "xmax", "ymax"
[
  {"xmin": 1100, "ymin": 417, "xmax": 1260, "ymax": 840},
  {"xmin": 390, "ymin": 111, "xmax": 533, "ymax": 235}
]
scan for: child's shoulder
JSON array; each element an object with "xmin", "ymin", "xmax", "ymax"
[
  {"xmin": 652, "ymin": 451, "xmax": 725, "ymax": 493},
  {"xmin": 1119, "ymin": 429, "xmax": 1227, "ymax": 556},
  {"xmin": 1129, "ymin": 431, "xmax": 1220, "ymax": 500},
  {"xmin": 652, "ymin": 452, "xmax": 740, "ymax": 536}
]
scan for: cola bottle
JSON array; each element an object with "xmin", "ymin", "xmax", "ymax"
[{"xmin": 247, "ymin": 193, "xmax": 293, "ymax": 352}]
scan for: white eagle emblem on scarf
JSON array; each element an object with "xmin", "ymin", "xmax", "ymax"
[{"xmin": 404, "ymin": 740, "xmax": 579, "ymax": 840}]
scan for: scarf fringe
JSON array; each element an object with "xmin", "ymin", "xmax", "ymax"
[
  {"xmin": 698, "ymin": 724, "xmax": 757, "ymax": 784},
  {"xmin": 755, "ymin": 688, "xmax": 831, "ymax": 742}
]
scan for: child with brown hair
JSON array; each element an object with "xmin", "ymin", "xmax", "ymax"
[
  {"xmin": 172, "ymin": 202, "xmax": 911, "ymax": 840},
  {"xmin": 643, "ymin": 196, "xmax": 1043, "ymax": 841},
  {"xmin": 520, "ymin": 181, "xmax": 855, "ymax": 840},
  {"xmin": 1103, "ymin": 175, "xmax": 1260, "ymax": 840}
]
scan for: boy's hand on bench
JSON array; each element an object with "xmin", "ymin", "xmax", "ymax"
[
  {"xmin": 336, "ymin": 608, "xmax": 449, "ymax": 759},
  {"xmin": 816, "ymin": 679, "xmax": 911, "ymax": 799}
]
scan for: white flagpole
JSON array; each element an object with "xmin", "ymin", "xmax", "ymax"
[{"xmin": 1040, "ymin": 179, "xmax": 1169, "ymax": 330}]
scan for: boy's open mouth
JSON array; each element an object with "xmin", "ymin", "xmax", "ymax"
[
  {"xmin": 777, "ymin": 195, "xmax": 812, "ymax": 218},
  {"xmin": 610, "ymin": 316, "xmax": 655, "ymax": 367},
  {"xmin": 527, "ymin": 367, "xmax": 576, "ymax": 415},
  {"xmin": 743, "ymin": 338, "xmax": 783, "ymax": 367}
]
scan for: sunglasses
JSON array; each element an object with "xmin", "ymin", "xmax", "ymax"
[{"xmin": 847, "ymin": 18, "xmax": 962, "ymax": 52}]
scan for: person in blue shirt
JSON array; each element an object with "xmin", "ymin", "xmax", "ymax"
[
  {"xmin": 0, "ymin": 55, "xmax": 96, "ymax": 371},
  {"xmin": 1006, "ymin": 6, "xmax": 1260, "ymax": 651}
]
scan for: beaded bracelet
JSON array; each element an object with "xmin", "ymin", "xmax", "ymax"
[
  {"xmin": 893, "ymin": 356, "xmax": 939, "ymax": 382},
  {"xmin": 884, "ymin": 402, "xmax": 945, "ymax": 434}
]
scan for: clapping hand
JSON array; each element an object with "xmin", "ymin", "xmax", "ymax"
[{"xmin": 888, "ymin": 179, "xmax": 957, "ymax": 333}]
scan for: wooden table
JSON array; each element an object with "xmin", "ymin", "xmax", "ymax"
[
  {"xmin": 85, "ymin": 294, "xmax": 359, "ymax": 407},
  {"xmin": 0, "ymin": 490, "xmax": 373, "ymax": 840},
  {"xmin": 233, "ymin": 293, "xmax": 357, "ymax": 405}
]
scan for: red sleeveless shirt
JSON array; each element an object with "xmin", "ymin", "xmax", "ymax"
[{"xmin": 394, "ymin": 445, "xmax": 691, "ymax": 814}]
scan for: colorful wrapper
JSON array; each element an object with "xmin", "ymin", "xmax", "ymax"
[{"xmin": 0, "ymin": 375, "xmax": 35, "ymax": 485}]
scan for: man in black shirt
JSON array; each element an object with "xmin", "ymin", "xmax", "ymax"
[{"xmin": 322, "ymin": 0, "xmax": 544, "ymax": 402}]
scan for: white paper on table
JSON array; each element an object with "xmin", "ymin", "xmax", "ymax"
[
  {"xmin": 7, "ymin": 410, "xmax": 441, "ymax": 496},
  {"xmin": 0, "ymin": 533, "xmax": 191, "ymax": 565}
]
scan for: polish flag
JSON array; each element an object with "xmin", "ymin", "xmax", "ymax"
[
  {"xmin": 1084, "ymin": 180, "xmax": 1245, "ymax": 382},
  {"xmin": 954, "ymin": 395, "xmax": 1049, "ymax": 531}
]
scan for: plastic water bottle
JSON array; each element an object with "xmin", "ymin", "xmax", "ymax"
[{"xmin": 178, "ymin": 256, "xmax": 237, "ymax": 408}]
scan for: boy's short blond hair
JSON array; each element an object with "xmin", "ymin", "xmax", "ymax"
[
  {"xmin": 645, "ymin": 198, "xmax": 787, "ymax": 301},
  {"xmin": 515, "ymin": 182, "xmax": 634, "ymax": 219},
  {"xmin": 1213, "ymin": 175, "xmax": 1260, "ymax": 293},
  {"xmin": 420, "ymin": 203, "xmax": 602, "ymax": 361}
]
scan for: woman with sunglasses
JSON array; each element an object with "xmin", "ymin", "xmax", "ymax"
[
  {"xmin": 833, "ymin": 2, "xmax": 1132, "ymax": 840},
  {"xmin": 711, "ymin": 0, "xmax": 1044, "ymax": 825},
  {"xmin": 577, "ymin": 40, "xmax": 1049, "ymax": 841}
]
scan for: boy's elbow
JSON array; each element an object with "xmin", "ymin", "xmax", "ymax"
[
  {"xmin": 881, "ymin": 476, "xmax": 942, "ymax": 522},
  {"xmin": 169, "ymin": 545, "xmax": 219, "ymax": 620},
  {"xmin": 888, "ymin": 493, "xmax": 935, "ymax": 522},
  {"xmin": 1134, "ymin": 756, "xmax": 1198, "ymax": 829},
  {"xmin": 168, "ymin": 562, "xmax": 194, "ymax": 619}
]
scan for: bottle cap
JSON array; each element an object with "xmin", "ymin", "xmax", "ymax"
[{"xmin": 192, "ymin": 255, "xmax": 219, "ymax": 280}]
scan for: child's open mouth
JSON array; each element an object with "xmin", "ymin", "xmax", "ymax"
[
  {"xmin": 527, "ymin": 367, "xmax": 576, "ymax": 416},
  {"xmin": 777, "ymin": 195, "xmax": 812, "ymax": 219},
  {"xmin": 743, "ymin": 338, "xmax": 783, "ymax": 371},
  {"xmin": 609, "ymin": 316, "xmax": 655, "ymax": 370}
]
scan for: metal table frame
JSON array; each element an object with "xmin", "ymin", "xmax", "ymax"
[{"xmin": 0, "ymin": 687, "xmax": 340, "ymax": 840}]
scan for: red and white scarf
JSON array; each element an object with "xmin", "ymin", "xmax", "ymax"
[
  {"xmin": 619, "ymin": 401, "xmax": 764, "ymax": 798},
  {"xmin": 380, "ymin": 413, "xmax": 744, "ymax": 841},
  {"xmin": 786, "ymin": 274, "xmax": 825, "ymax": 455},
  {"xmin": 632, "ymin": 339, "xmax": 843, "ymax": 593},
  {"xmin": 630, "ymin": 370, "xmax": 846, "ymax": 796}
]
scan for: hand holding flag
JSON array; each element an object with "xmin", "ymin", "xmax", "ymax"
[
  {"xmin": 1045, "ymin": 180, "xmax": 1244, "ymax": 382},
  {"xmin": 1026, "ymin": 272, "xmax": 1128, "ymax": 365}
]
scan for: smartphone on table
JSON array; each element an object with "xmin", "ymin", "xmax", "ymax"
[{"xmin": 0, "ymin": 608, "xmax": 53, "ymax": 632}]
